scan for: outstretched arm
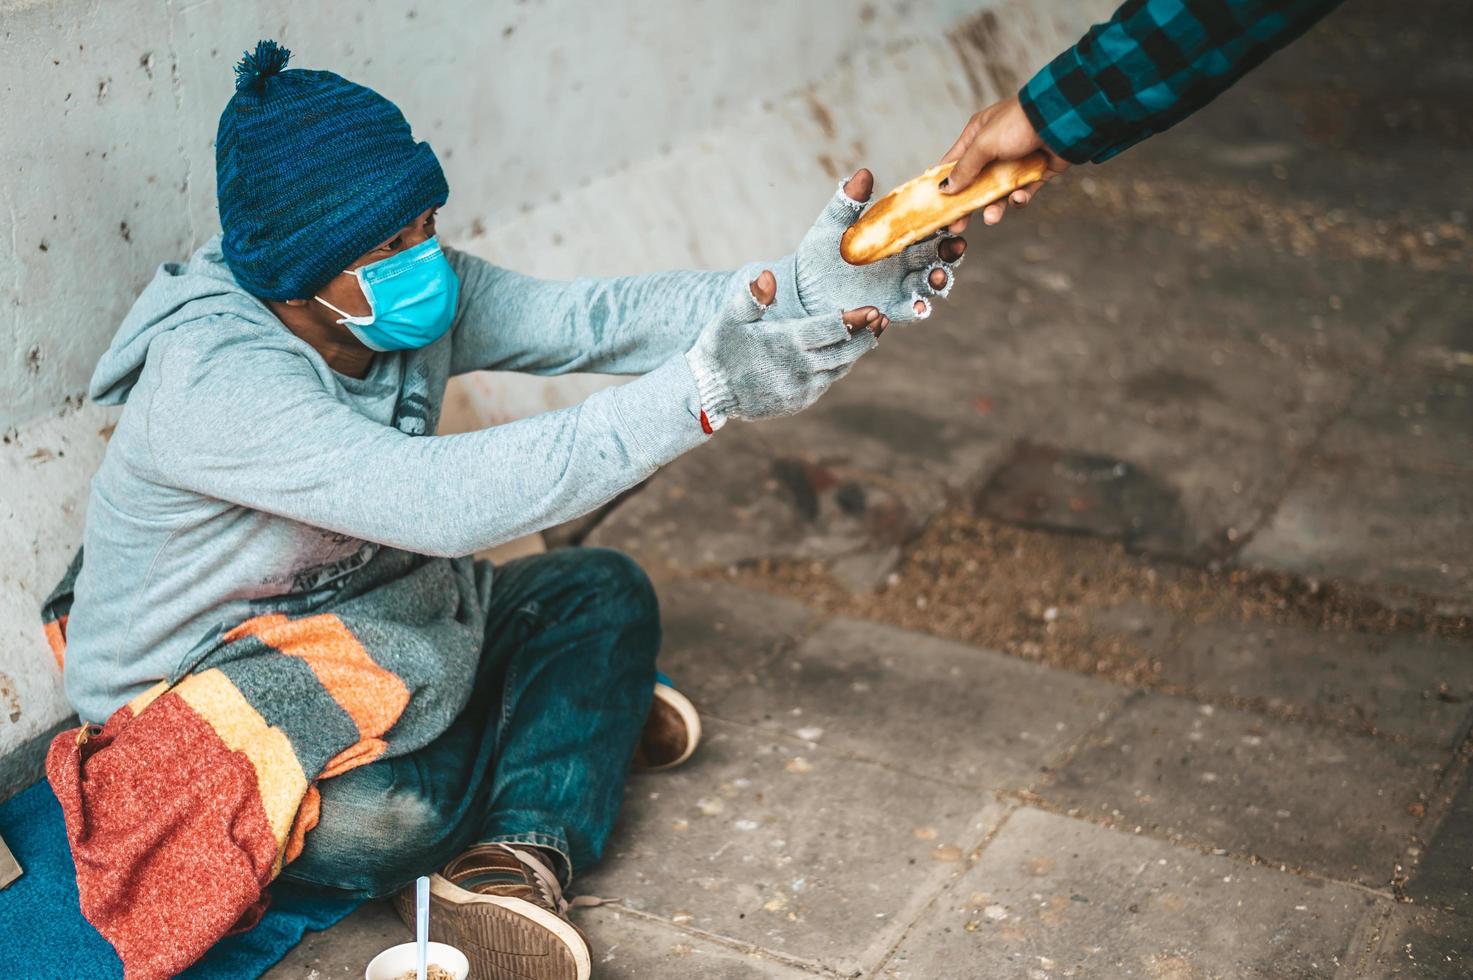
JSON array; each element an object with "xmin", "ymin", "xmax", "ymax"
[
  {"xmin": 938, "ymin": 0, "xmax": 1345, "ymax": 229},
  {"xmin": 146, "ymin": 335, "xmax": 711, "ymax": 557},
  {"xmin": 146, "ymin": 271, "xmax": 885, "ymax": 557},
  {"xmin": 446, "ymin": 163, "xmax": 975, "ymax": 380},
  {"xmin": 1018, "ymin": 0, "xmax": 1344, "ymax": 165},
  {"xmin": 445, "ymin": 250, "xmax": 790, "ymax": 377}
]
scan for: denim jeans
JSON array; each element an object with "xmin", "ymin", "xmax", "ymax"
[{"xmin": 279, "ymin": 547, "xmax": 659, "ymax": 899}]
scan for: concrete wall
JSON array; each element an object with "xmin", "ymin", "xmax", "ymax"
[{"xmin": 0, "ymin": 0, "xmax": 1112, "ymax": 793}]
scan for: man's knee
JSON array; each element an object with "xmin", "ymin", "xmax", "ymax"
[
  {"xmin": 575, "ymin": 548, "xmax": 659, "ymax": 630},
  {"xmin": 295, "ymin": 783, "xmax": 448, "ymax": 893}
]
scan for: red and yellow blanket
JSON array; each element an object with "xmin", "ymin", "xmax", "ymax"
[{"xmin": 42, "ymin": 548, "xmax": 481, "ymax": 980}]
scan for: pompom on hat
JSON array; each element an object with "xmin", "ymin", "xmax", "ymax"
[{"xmin": 215, "ymin": 40, "xmax": 449, "ymax": 300}]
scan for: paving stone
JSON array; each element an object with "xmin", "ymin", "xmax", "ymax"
[
  {"xmin": 943, "ymin": 244, "xmax": 1361, "ymax": 561},
  {"xmin": 1355, "ymin": 905, "xmax": 1473, "ymax": 979},
  {"xmin": 1406, "ymin": 768, "xmax": 1473, "ymax": 915},
  {"xmin": 783, "ymin": 362, "xmax": 1009, "ymax": 478},
  {"xmin": 581, "ymin": 720, "xmax": 1008, "ymax": 975},
  {"xmin": 1037, "ymin": 693, "xmax": 1442, "ymax": 886},
  {"xmin": 580, "ymin": 906, "xmax": 822, "ymax": 979},
  {"xmin": 1239, "ymin": 282, "xmax": 1473, "ymax": 613},
  {"xmin": 262, "ymin": 900, "xmax": 405, "ymax": 979},
  {"xmin": 587, "ymin": 358, "xmax": 1010, "ymax": 574},
  {"xmin": 1086, "ymin": 602, "xmax": 1473, "ymax": 749},
  {"xmin": 979, "ymin": 442, "xmax": 1198, "ymax": 555},
  {"xmin": 1005, "ymin": 408, "xmax": 1318, "ymax": 563},
  {"xmin": 877, "ymin": 806, "xmax": 1373, "ymax": 980},
  {"xmin": 696, "ymin": 616, "xmax": 1128, "ymax": 791},
  {"xmin": 1321, "ymin": 351, "xmax": 1473, "ymax": 476},
  {"xmin": 971, "ymin": 219, "xmax": 1379, "ymax": 418},
  {"xmin": 655, "ymin": 578, "xmax": 818, "ymax": 711},
  {"xmin": 1238, "ymin": 455, "xmax": 1473, "ymax": 612},
  {"xmin": 587, "ymin": 429, "xmax": 930, "ymax": 573}
]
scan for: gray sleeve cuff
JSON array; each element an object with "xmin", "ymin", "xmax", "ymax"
[
  {"xmin": 608, "ymin": 354, "xmax": 714, "ymax": 470},
  {"xmin": 683, "ymin": 349, "xmax": 733, "ymax": 431}
]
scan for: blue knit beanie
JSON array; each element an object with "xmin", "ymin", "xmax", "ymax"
[{"xmin": 215, "ymin": 41, "xmax": 449, "ymax": 300}]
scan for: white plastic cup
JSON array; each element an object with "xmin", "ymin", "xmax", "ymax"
[{"xmin": 364, "ymin": 940, "xmax": 471, "ymax": 980}]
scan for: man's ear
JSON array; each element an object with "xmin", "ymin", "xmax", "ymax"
[{"xmin": 283, "ymin": 298, "xmax": 309, "ymax": 307}]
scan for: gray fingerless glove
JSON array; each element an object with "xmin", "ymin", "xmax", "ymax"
[
  {"xmin": 793, "ymin": 180, "xmax": 964, "ymax": 323},
  {"xmin": 684, "ymin": 278, "xmax": 877, "ymax": 430}
]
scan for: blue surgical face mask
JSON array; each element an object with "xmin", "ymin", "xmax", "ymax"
[{"xmin": 314, "ymin": 235, "xmax": 460, "ymax": 352}]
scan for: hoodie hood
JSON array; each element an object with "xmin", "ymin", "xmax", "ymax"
[{"xmin": 89, "ymin": 235, "xmax": 281, "ymax": 405}]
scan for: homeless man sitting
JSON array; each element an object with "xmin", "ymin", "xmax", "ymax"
[{"xmin": 43, "ymin": 40, "xmax": 967, "ymax": 980}]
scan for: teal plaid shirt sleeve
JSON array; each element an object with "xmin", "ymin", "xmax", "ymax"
[{"xmin": 1018, "ymin": 0, "xmax": 1344, "ymax": 164}]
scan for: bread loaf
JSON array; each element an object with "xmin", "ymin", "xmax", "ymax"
[{"xmin": 840, "ymin": 153, "xmax": 1049, "ymax": 265}]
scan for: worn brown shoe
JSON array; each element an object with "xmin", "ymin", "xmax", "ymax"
[
  {"xmin": 393, "ymin": 843, "xmax": 591, "ymax": 980},
  {"xmin": 632, "ymin": 676, "xmax": 701, "ymax": 771}
]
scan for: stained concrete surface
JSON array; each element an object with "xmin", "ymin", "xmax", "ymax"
[
  {"xmin": 1082, "ymin": 602, "xmax": 1473, "ymax": 749},
  {"xmin": 1037, "ymin": 692, "xmax": 1440, "ymax": 887},
  {"xmin": 878, "ymin": 807, "xmax": 1375, "ymax": 980},
  {"xmin": 579, "ymin": 723, "xmax": 1010, "ymax": 975},
  {"xmin": 1407, "ymin": 771, "xmax": 1473, "ymax": 917},
  {"xmin": 1357, "ymin": 905, "xmax": 1473, "ymax": 979},
  {"xmin": 579, "ymin": 909, "xmax": 821, "ymax": 979},
  {"xmin": 686, "ymin": 616, "xmax": 1127, "ymax": 791},
  {"xmin": 268, "ymin": 0, "xmax": 1472, "ymax": 976}
]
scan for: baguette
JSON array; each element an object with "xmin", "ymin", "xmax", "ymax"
[{"xmin": 839, "ymin": 153, "xmax": 1049, "ymax": 265}]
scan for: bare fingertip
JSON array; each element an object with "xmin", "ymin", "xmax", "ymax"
[
  {"xmin": 843, "ymin": 168, "xmax": 875, "ymax": 202},
  {"xmin": 749, "ymin": 269, "xmax": 777, "ymax": 306}
]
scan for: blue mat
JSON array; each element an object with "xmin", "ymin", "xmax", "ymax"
[{"xmin": 0, "ymin": 780, "xmax": 363, "ymax": 979}]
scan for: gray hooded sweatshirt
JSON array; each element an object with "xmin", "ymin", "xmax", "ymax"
[{"xmin": 64, "ymin": 235, "xmax": 792, "ymax": 724}]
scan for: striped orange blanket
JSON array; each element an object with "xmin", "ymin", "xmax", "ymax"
[{"xmin": 42, "ymin": 547, "xmax": 482, "ymax": 980}]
